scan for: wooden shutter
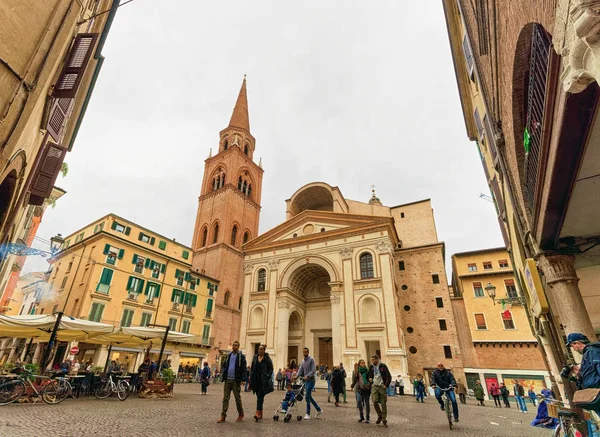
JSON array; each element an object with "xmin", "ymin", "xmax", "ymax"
[
  {"xmin": 150, "ymin": 237, "xmax": 155, "ymax": 245},
  {"xmin": 160, "ymin": 264, "xmax": 166, "ymax": 274},
  {"xmin": 125, "ymin": 227, "xmax": 131, "ymax": 235},
  {"xmin": 144, "ymin": 258, "xmax": 150, "ymax": 268},
  {"xmin": 154, "ymin": 284, "xmax": 161, "ymax": 297},
  {"xmin": 103, "ymin": 244, "xmax": 110, "ymax": 255},
  {"xmin": 53, "ymin": 33, "xmax": 99, "ymax": 99},
  {"xmin": 132, "ymin": 254, "xmax": 138, "ymax": 264},
  {"xmin": 191, "ymin": 294, "xmax": 197, "ymax": 307},
  {"xmin": 118, "ymin": 249, "xmax": 124, "ymax": 259},
  {"xmin": 29, "ymin": 141, "xmax": 67, "ymax": 204},
  {"xmin": 206, "ymin": 299, "xmax": 213, "ymax": 311},
  {"xmin": 126, "ymin": 276, "xmax": 133, "ymax": 290},
  {"xmin": 46, "ymin": 98, "xmax": 73, "ymax": 141},
  {"xmin": 111, "ymin": 221, "xmax": 117, "ymax": 230},
  {"xmin": 137, "ymin": 279, "xmax": 145, "ymax": 293},
  {"xmin": 138, "ymin": 232, "xmax": 143, "ymax": 241},
  {"xmin": 475, "ymin": 313, "xmax": 486, "ymax": 328},
  {"xmin": 184, "ymin": 272, "xmax": 190, "ymax": 282}
]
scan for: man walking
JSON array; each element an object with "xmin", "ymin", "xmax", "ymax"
[
  {"xmin": 368, "ymin": 355, "xmax": 392, "ymax": 427},
  {"xmin": 431, "ymin": 362, "xmax": 460, "ymax": 423},
  {"xmin": 276, "ymin": 368, "xmax": 283, "ymax": 390},
  {"xmin": 297, "ymin": 347, "xmax": 323, "ymax": 419},
  {"xmin": 217, "ymin": 341, "xmax": 247, "ymax": 423},
  {"xmin": 514, "ymin": 380, "xmax": 527, "ymax": 413},
  {"xmin": 340, "ymin": 363, "xmax": 348, "ymax": 403}
]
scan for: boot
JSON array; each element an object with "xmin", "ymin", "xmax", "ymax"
[
  {"xmin": 217, "ymin": 416, "xmax": 226, "ymax": 423},
  {"xmin": 253, "ymin": 410, "xmax": 262, "ymax": 421},
  {"xmin": 358, "ymin": 407, "xmax": 364, "ymax": 422},
  {"xmin": 236, "ymin": 413, "xmax": 244, "ymax": 422}
]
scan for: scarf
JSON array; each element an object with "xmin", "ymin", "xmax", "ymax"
[{"xmin": 358, "ymin": 365, "xmax": 369, "ymax": 385}]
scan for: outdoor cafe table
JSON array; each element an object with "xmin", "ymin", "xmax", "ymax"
[{"xmin": 67, "ymin": 375, "xmax": 86, "ymax": 398}]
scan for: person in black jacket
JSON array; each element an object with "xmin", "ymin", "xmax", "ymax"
[
  {"xmin": 217, "ymin": 341, "xmax": 247, "ymax": 423},
  {"xmin": 331, "ymin": 366, "xmax": 344, "ymax": 406},
  {"xmin": 250, "ymin": 344, "xmax": 274, "ymax": 422},
  {"xmin": 431, "ymin": 362, "xmax": 459, "ymax": 422},
  {"xmin": 368, "ymin": 355, "xmax": 392, "ymax": 427}
]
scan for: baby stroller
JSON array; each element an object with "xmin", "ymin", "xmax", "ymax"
[{"xmin": 273, "ymin": 381, "xmax": 305, "ymax": 423}]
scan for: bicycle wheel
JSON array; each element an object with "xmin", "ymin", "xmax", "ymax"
[
  {"xmin": 42, "ymin": 380, "xmax": 70, "ymax": 405},
  {"xmin": 0, "ymin": 380, "xmax": 26, "ymax": 406},
  {"xmin": 94, "ymin": 382, "xmax": 112, "ymax": 399},
  {"xmin": 116, "ymin": 380, "xmax": 130, "ymax": 401},
  {"xmin": 445, "ymin": 397, "xmax": 453, "ymax": 430}
]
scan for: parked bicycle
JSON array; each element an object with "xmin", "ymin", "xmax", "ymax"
[
  {"xmin": 0, "ymin": 368, "xmax": 71, "ymax": 406},
  {"xmin": 94, "ymin": 372, "xmax": 130, "ymax": 401},
  {"xmin": 547, "ymin": 398, "xmax": 599, "ymax": 437}
]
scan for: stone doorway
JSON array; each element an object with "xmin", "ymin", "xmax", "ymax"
[{"xmin": 318, "ymin": 337, "xmax": 333, "ymax": 369}]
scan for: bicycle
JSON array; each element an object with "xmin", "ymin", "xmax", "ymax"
[
  {"xmin": 94, "ymin": 372, "xmax": 130, "ymax": 401},
  {"xmin": 438, "ymin": 387, "xmax": 455, "ymax": 430},
  {"xmin": 546, "ymin": 397, "xmax": 600, "ymax": 437},
  {"xmin": 0, "ymin": 368, "xmax": 71, "ymax": 406}
]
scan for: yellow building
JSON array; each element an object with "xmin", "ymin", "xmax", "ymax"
[
  {"xmin": 33, "ymin": 214, "xmax": 219, "ymax": 372},
  {"xmin": 451, "ymin": 248, "xmax": 549, "ymax": 396}
]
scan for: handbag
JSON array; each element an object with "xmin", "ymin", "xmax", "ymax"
[
  {"xmin": 573, "ymin": 388, "xmax": 600, "ymax": 410},
  {"xmin": 358, "ymin": 376, "xmax": 371, "ymax": 391}
]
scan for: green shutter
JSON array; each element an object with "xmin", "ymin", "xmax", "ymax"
[
  {"xmin": 137, "ymin": 279, "xmax": 145, "ymax": 293},
  {"xmin": 171, "ymin": 289, "xmax": 177, "ymax": 302},
  {"xmin": 103, "ymin": 244, "xmax": 110, "ymax": 255},
  {"xmin": 161, "ymin": 264, "xmax": 166, "ymax": 274},
  {"xmin": 184, "ymin": 272, "xmax": 190, "ymax": 282},
  {"xmin": 93, "ymin": 225, "xmax": 98, "ymax": 233},
  {"xmin": 132, "ymin": 254, "xmax": 138, "ymax": 264},
  {"xmin": 125, "ymin": 226, "xmax": 131, "ymax": 235},
  {"xmin": 138, "ymin": 232, "xmax": 143, "ymax": 241},
  {"xmin": 191, "ymin": 294, "xmax": 197, "ymax": 307},
  {"xmin": 111, "ymin": 221, "xmax": 117, "ymax": 230},
  {"xmin": 89, "ymin": 302, "xmax": 98, "ymax": 321},
  {"xmin": 155, "ymin": 284, "xmax": 161, "ymax": 297},
  {"xmin": 144, "ymin": 282, "xmax": 150, "ymax": 295},
  {"xmin": 175, "ymin": 269, "xmax": 181, "ymax": 279},
  {"xmin": 214, "ymin": 285, "xmax": 218, "ymax": 292},
  {"xmin": 144, "ymin": 258, "xmax": 150, "ymax": 268},
  {"xmin": 99, "ymin": 268, "xmax": 113, "ymax": 285},
  {"xmin": 183, "ymin": 292, "xmax": 190, "ymax": 305},
  {"xmin": 196, "ymin": 278, "xmax": 200, "ymax": 285},
  {"xmin": 182, "ymin": 250, "xmax": 189, "ymax": 260},
  {"xmin": 97, "ymin": 304, "xmax": 105, "ymax": 322},
  {"xmin": 206, "ymin": 299, "xmax": 213, "ymax": 311},
  {"xmin": 118, "ymin": 249, "xmax": 125, "ymax": 260},
  {"xmin": 159, "ymin": 241, "xmax": 166, "ymax": 250},
  {"xmin": 150, "ymin": 237, "xmax": 155, "ymax": 245},
  {"xmin": 127, "ymin": 276, "xmax": 133, "ymax": 290}
]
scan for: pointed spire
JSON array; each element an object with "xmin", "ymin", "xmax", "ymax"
[
  {"xmin": 208, "ymin": 147, "xmax": 212, "ymax": 159},
  {"xmin": 228, "ymin": 75, "xmax": 250, "ymax": 132}
]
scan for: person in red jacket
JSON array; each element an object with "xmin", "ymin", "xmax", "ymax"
[{"xmin": 490, "ymin": 383, "xmax": 501, "ymax": 407}]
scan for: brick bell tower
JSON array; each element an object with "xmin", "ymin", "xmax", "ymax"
[{"xmin": 191, "ymin": 77, "xmax": 263, "ymax": 362}]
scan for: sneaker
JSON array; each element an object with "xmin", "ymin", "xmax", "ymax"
[
  {"xmin": 315, "ymin": 410, "xmax": 323, "ymax": 419},
  {"xmin": 454, "ymin": 418, "xmax": 459, "ymax": 423},
  {"xmin": 382, "ymin": 421, "xmax": 388, "ymax": 428},
  {"xmin": 376, "ymin": 416, "xmax": 382, "ymax": 424},
  {"xmin": 303, "ymin": 414, "xmax": 311, "ymax": 420},
  {"xmin": 440, "ymin": 406, "xmax": 445, "ymax": 411},
  {"xmin": 358, "ymin": 418, "xmax": 364, "ymax": 423},
  {"xmin": 365, "ymin": 420, "xmax": 370, "ymax": 424},
  {"xmin": 281, "ymin": 410, "xmax": 286, "ymax": 414}
]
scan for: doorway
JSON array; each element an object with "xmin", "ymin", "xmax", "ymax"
[
  {"xmin": 287, "ymin": 346, "xmax": 298, "ymax": 368},
  {"xmin": 365, "ymin": 340, "xmax": 381, "ymax": 361},
  {"xmin": 318, "ymin": 338, "xmax": 333, "ymax": 369}
]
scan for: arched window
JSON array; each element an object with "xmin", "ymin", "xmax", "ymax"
[
  {"xmin": 212, "ymin": 223, "xmax": 219, "ymax": 244},
  {"xmin": 250, "ymin": 306, "xmax": 264, "ymax": 329},
  {"xmin": 247, "ymin": 184, "xmax": 252, "ymax": 198},
  {"xmin": 231, "ymin": 225, "xmax": 238, "ymax": 246},
  {"xmin": 201, "ymin": 227, "xmax": 208, "ymax": 247},
  {"xmin": 212, "ymin": 168, "xmax": 226, "ymax": 191},
  {"xmin": 243, "ymin": 231, "xmax": 250, "ymax": 244},
  {"xmin": 237, "ymin": 173, "xmax": 252, "ymax": 198},
  {"xmin": 244, "ymin": 144, "xmax": 249, "ymax": 155},
  {"xmin": 359, "ymin": 253, "xmax": 374, "ymax": 279},
  {"xmin": 238, "ymin": 176, "xmax": 243, "ymax": 190},
  {"xmin": 223, "ymin": 290, "xmax": 230, "ymax": 306},
  {"xmin": 257, "ymin": 268, "xmax": 266, "ymax": 291},
  {"xmin": 224, "ymin": 140, "xmax": 228, "ymax": 150}
]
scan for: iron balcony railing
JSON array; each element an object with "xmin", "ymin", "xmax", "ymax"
[{"xmin": 524, "ymin": 24, "xmax": 551, "ymax": 212}]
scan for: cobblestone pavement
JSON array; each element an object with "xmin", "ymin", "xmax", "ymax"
[{"xmin": 0, "ymin": 384, "xmax": 552, "ymax": 437}]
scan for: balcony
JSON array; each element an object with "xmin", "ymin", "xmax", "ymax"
[
  {"xmin": 96, "ymin": 284, "xmax": 110, "ymax": 294},
  {"xmin": 126, "ymin": 292, "xmax": 138, "ymax": 302},
  {"xmin": 201, "ymin": 336, "xmax": 214, "ymax": 346},
  {"xmin": 145, "ymin": 298, "xmax": 155, "ymax": 305},
  {"xmin": 184, "ymin": 304, "xmax": 193, "ymax": 314}
]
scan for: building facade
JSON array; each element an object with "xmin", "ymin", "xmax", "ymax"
[
  {"xmin": 191, "ymin": 78, "xmax": 263, "ymax": 363},
  {"xmin": 443, "ymin": 0, "xmax": 600, "ymax": 400},
  {"xmin": 451, "ymin": 248, "xmax": 549, "ymax": 398},
  {"xmin": 10, "ymin": 214, "xmax": 219, "ymax": 372},
  {"xmin": 0, "ymin": 1, "xmax": 119, "ymax": 302}
]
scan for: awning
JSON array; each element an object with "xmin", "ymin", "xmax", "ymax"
[
  {"xmin": 0, "ymin": 314, "xmax": 114, "ymax": 341},
  {"xmin": 97, "ymin": 326, "xmax": 194, "ymax": 346},
  {"xmin": 179, "ymin": 351, "xmax": 206, "ymax": 358}
]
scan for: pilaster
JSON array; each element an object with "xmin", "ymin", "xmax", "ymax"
[
  {"xmin": 276, "ymin": 300, "xmax": 291, "ymax": 370},
  {"xmin": 377, "ymin": 240, "xmax": 401, "ymax": 348},
  {"xmin": 239, "ymin": 263, "xmax": 253, "ymax": 349},
  {"xmin": 330, "ymin": 292, "xmax": 343, "ymax": 366},
  {"xmin": 340, "ymin": 247, "xmax": 357, "ymax": 348},
  {"xmin": 267, "ymin": 260, "xmax": 279, "ymax": 348}
]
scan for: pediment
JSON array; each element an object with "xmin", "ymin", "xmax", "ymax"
[{"xmin": 243, "ymin": 210, "xmax": 396, "ymax": 252}]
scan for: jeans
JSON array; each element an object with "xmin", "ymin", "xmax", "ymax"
[
  {"xmin": 371, "ymin": 385, "xmax": 388, "ymax": 421},
  {"xmin": 356, "ymin": 390, "xmax": 371, "ymax": 420},
  {"xmin": 435, "ymin": 387, "xmax": 459, "ymax": 420},
  {"xmin": 502, "ymin": 396, "xmax": 510, "ymax": 407},
  {"xmin": 416, "ymin": 387, "xmax": 424, "ymax": 402},
  {"xmin": 515, "ymin": 395, "xmax": 527, "ymax": 412},
  {"xmin": 221, "ymin": 379, "xmax": 244, "ymax": 417},
  {"xmin": 304, "ymin": 380, "xmax": 321, "ymax": 414},
  {"xmin": 493, "ymin": 395, "xmax": 501, "ymax": 407},
  {"xmin": 255, "ymin": 385, "xmax": 265, "ymax": 411}
]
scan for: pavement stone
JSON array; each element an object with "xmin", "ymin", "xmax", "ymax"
[{"xmin": 0, "ymin": 383, "xmax": 551, "ymax": 437}]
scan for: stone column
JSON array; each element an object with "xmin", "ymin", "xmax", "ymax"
[
  {"xmin": 331, "ymin": 292, "xmax": 343, "ymax": 365},
  {"xmin": 267, "ymin": 259, "xmax": 279, "ymax": 348},
  {"xmin": 239, "ymin": 263, "xmax": 253, "ymax": 350},
  {"xmin": 32, "ymin": 343, "xmax": 42, "ymax": 364},
  {"xmin": 339, "ymin": 247, "xmax": 356, "ymax": 348},
  {"xmin": 276, "ymin": 301, "xmax": 290, "ymax": 370},
  {"xmin": 537, "ymin": 254, "xmax": 596, "ymax": 340},
  {"xmin": 94, "ymin": 345, "xmax": 109, "ymax": 370},
  {"xmin": 377, "ymin": 241, "xmax": 401, "ymax": 348}
]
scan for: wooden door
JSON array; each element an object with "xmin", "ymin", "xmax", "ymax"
[{"xmin": 318, "ymin": 338, "xmax": 333, "ymax": 369}]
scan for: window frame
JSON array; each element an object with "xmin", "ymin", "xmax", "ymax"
[
  {"xmin": 359, "ymin": 252, "xmax": 375, "ymax": 279},
  {"xmin": 467, "ymin": 263, "xmax": 477, "ymax": 272},
  {"xmin": 168, "ymin": 317, "xmax": 177, "ymax": 331},
  {"xmin": 121, "ymin": 308, "xmax": 134, "ymax": 327},
  {"xmin": 474, "ymin": 313, "xmax": 488, "ymax": 330},
  {"xmin": 483, "ymin": 261, "xmax": 493, "ymax": 270},
  {"xmin": 505, "ymin": 279, "xmax": 518, "ymax": 299},
  {"xmin": 473, "ymin": 281, "xmax": 485, "ymax": 298},
  {"xmin": 398, "ymin": 260, "xmax": 405, "ymax": 271},
  {"xmin": 443, "ymin": 345, "xmax": 453, "ymax": 359},
  {"xmin": 140, "ymin": 312, "xmax": 152, "ymax": 327},
  {"xmin": 435, "ymin": 297, "xmax": 444, "ymax": 308},
  {"xmin": 498, "ymin": 259, "xmax": 509, "ymax": 268},
  {"xmin": 257, "ymin": 269, "xmax": 266, "ymax": 292},
  {"xmin": 432, "ymin": 273, "xmax": 440, "ymax": 284},
  {"xmin": 439, "ymin": 319, "xmax": 448, "ymax": 331},
  {"xmin": 502, "ymin": 311, "xmax": 516, "ymax": 330},
  {"xmin": 182, "ymin": 320, "xmax": 191, "ymax": 334}
]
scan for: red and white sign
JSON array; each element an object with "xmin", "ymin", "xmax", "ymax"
[{"xmin": 70, "ymin": 346, "xmax": 79, "ymax": 355}]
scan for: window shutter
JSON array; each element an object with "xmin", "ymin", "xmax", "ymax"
[
  {"xmin": 214, "ymin": 285, "xmax": 218, "ymax": 292},
  {"xmin": 171, "ymin": 289, "xmax": 177, "ymax": 302},
  {"xmin": 138, "ymin": 232, "xmax": 143, "ymax": 241},
  {"xmin": 192, "ymin": 294, "xmax": 197, "ymax": 307},
  {"xmin": 96, "ymin": 304, "xmax": 105, "ymax": 321},
  {"xmin": 125, "ymin": 227, "xmax": 131, "ymax": 235},
  {"xmin": 132, "ymin": 254, "xmax": 138, "ymax": 264},
  {"xmin": 111, "ymin": 221, "xmax": 117, "ymax": 230},
  {"xmin": 137, "ymin": 279, "xmax": 145, "ymax": 293},
  {"xmin": 206, "ymin": 299, "xmax": 213, "ymax": 311},
  {"xmin": 183, "ymin": 292, "xmax": 190, "ymax": 305},
  {"xmin": 104, "ymin": 269, "xmax": 113, "ymax": 285},
  {"xmin": 144, "ymin": 283, "xmax": 150, "ymax": 295},
  {"xmin": 159, "ymin": 241, "xmax": 166, "ymax": 250},
  {"xmin": 182, "ymin": 250, "xmax": 189, "ymax": 260},
  {"xmin": 46, "ymin": 98, "xmax": 73, "ymax": 141},
  {"xmin": 93, "ymin": 224, "xmax": 98, "ymax": 233},
  {"xmin": 161, "ymin": 264, "xmax": 166, "ymax": 274},
  {"xmin": 175, "ymin": 269, "xmax": 182, "ymax": 279},
  {"xmin": 184, "ymin": 272, "xmax": 190, "ymax": 282},
  {"xmin": 103, "ymin": 244, "xmax": 110, "ymax": 255},
  {"xmin": 144, "ymin": 258, "xmax": 150, "ymax": 268},
  {"xmin": 29, "ymin": 141, "xmax": 67, "ymax": 203},
  {"xmin": 155, "ymin": 284, "xmax": 161, "ymax": 297},
  {"xmin": 127, "ymin": 276, "xmax": 133, "ymax": 290},
  {"xmin": 53, "ymin": 33, "xmax": 99, "ymax": 98},
  {"xmin": 150, "ymin": 237, "xmax": 155, "ymax": 245},
  {"xmin": 118, "ymin": 249, "xmax": 124, "ymax": 260}
]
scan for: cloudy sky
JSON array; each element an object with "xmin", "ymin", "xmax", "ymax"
[{"xmin": 24, "ymin": 0, "xmax": 503, "ymax": 277}]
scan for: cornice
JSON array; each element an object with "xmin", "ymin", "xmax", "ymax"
[
  {"xmin": 204, "ymin": 144, "xmax": 263, "ymax": 174},
  {"xmin": 198, "ymin": 184, "xmax": 261, "ymax": 210}
]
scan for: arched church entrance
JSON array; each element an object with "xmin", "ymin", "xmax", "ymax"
[{"xmin": 287, "ymin": 263, "xmax": 333, "ymax": 370}]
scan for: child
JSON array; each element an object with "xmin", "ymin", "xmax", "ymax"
[{"xmin": 281, "ymin": 383, "xmax": 296, "ymax": 413}]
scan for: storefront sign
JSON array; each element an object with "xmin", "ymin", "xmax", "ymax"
[
  {"xmin": 524, "ymin": 258, "xmax": 549, "ymax": 317},
  {"xmin": 70, "ymin": 346, "xmax": 79, "ymax": 355}
]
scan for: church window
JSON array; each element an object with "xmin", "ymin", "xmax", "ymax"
[
  {"xmin": 201, "ymin": 227, "xmax": 208, "ymax": 247},
  {"xmin": 212, "ymin": 169, "xmax": 226, "ymax": 191},
  {"xmin": 257, "ymin": 269, "xmax": 266, "ymax": 291},
  {"xmin": 231, "ymin": 225, "xmax": 238, "ymax": 246},
  {"xmin": 247, "ymin": 184, "xmax": 252, "ymax": 198},
  {"xmin": 238, "ymin": 177, "xmax": 243, "ymax": 190},
  {"xmin": 212, "ymin": 223, "xmax": 219, "ymax": 244},
  {"xmin": 224, "ymin": 139, "xmax": 228, "ymax": 150},
  {"xmin": 243, "ymin": 231, "xmax": 250, "ymax": 244},
  {"xmin": 244, "ymin": 144, "xmax": 249, "ymax": 155},
  {"xmin": 223, "ymin": 290, "xmax": 230, "ymax": 306},
  {"xmin": 359, "ymin": 253, "xmax": 374, "ymax": 279}
]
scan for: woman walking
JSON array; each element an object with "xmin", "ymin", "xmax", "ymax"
[
  {"xmin": 250, "ymin": 344, "xmax": 274, "ymax": 421},
  {"xmin": 351, "ymin": 359, "xmax": 372, "ymax": 423},
  {"xmin": 474, "ymin": 380, "xmax": 485, "ymax": 406},
  {"xmin": 331, "ymin": 366, "xmax": 344, "ymax": 406},
  {"xmin": 200, "ymin": 361, "xmax": 211, "ymax": 395},
  {"xmin": 490, "ymin": 383, "xmax": 501, "ymax": 407}
]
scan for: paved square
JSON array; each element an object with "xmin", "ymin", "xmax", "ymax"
[{"xmin": 0, "ymin": 384, "xmax": 551, "ymax": 437}]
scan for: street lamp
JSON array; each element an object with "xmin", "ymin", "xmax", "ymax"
[
  {"xmin": 485, "ymin": 282, "xmax": 526, "ymax": 306},
  {"xmin": 485, "ymin": 282, "xmax": 497, "ymax": 300},
  {"xmin": 49, "ymin": 234, "xmax": 64, "ymax": 254},
  {"xmin": 0, "ymin": 233, "xmax": 64, "ymax": 259}
]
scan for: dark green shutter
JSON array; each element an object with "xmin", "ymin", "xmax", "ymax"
[
  {"xmin": 161, "ymin": 264, "xmax": 166, "ymax": 274},
  {"xmin": 175, "ymin": 269, "xmax": 182, "ymax": 279},
  {"xmin": 125, "ymin": 227, "xmax": 131, "ymax": 235},
  {"xmin": 171, "ymin": 289, "xmax": 177, "ymax": 302},
  {"xmin": 132, "ymin": 254, "xmax": 138, "ymax": 264},
  {"xmin": 150, "ymin": 237, "xmax": 155, "ymax": 245},
  {"xmin": 137, "ymin": 279, "xmax": 145, "ymax": 293},
  {"xmin": 206, "ymin": 299, "xmax": 213, "ymax": 311},
  {"xmin": 99, "ymin": 268, "xmax": 113, "ymax": 285},
  {"xmin": 155, "ymin": 284, "xmax": 161, "ymax": 297},
  {"xmin": 118, "ymin": 249, "xmax": 125, "ymax": 260},
  {"xmin": 159, "ymin": 241, "xmax": 166, "ymax": 250},
  {"xmin": 191, "ymin": 294, "xmax": 197, "ymax": 307},
  {"xmin": 183, "ymin": 292, "xmax": 190, "ymax": 305},
  {"xmin": 144, "ymin": 282, "xmax": 150, "ymax": 295},
  {"xmin": 196, "ymin": 278, "xmax": 200, "ymax": 285},
  {"xmin": 184, "ymin": 272, "xmax": 190, "ymax": 282},
  {"xmin": 138, "ymin": 232, "xmax": 143, "ymax": 241},
  {"xmin": 103, "ymin": 244, "xmax": 110, "ymax": 255},
  {"xmin": 93, "ymin": 224, "xmax": 98, "ymax": 233},
  {"xmin": 111, "ymin": 221, "xmax": 117, "ymax": 230},
  {"xmin": 127, "ymin": 276, "xmax": 133, "ymax": 290},
  {"xmin": 182, "ymin": 250, "xmax": 189, "ymax": 260},
  {"xmin": 214, "ymin": 285, "xmax": 218, "ymax": 292},
  {"xmin": 150, "ymin": 260, "xmax": 155, "ymax": 270},
  {"xmin": 144, "ymin": 258, "xmax": 150, "ymax": 268}
]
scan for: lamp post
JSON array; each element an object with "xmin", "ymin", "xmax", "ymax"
[
  {"xmin": 49, "ymin": 234, "xmax": 65, "ymax": 254},
  {"xmin": 485, "ymin": 282, "xmax": 526, "ymax": 306}
]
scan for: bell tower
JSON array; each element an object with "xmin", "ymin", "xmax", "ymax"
[{"xmin": 191, "ymin": 77, "xmax": 263, "ymax": 359}]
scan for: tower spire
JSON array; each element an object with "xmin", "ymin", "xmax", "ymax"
[{"xmin": 228, "ymin": 75, "xmax": 250, "ymax": 132}]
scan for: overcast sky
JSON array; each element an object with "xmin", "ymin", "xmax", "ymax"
[{"xmin": 24, "ymin": 0, "xmax": 503, "ymax": 277}]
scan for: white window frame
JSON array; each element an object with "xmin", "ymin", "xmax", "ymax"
[
  {"xmin": 474, "ymin": 313, "xmax": 488, "ymax": 330},
  {"xmin": 501, "ymin": 312, "xmax": 516, "ymax": 330},
  {"xmin": 473, "ymin": 282, "xmax": 485, "ymax": 298}
]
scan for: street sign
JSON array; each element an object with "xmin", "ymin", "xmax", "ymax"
[{"xmin": 70, "ymin": 346, "xmax": 79, "ymax": 355}]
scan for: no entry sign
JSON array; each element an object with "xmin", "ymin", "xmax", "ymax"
[{"xmin": 70, "ymin": 346, "xmax": 79, "ymax": 355}]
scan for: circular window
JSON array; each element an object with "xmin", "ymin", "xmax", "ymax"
[
  {"xmin": 403, "ymin": 305, "xmax": 411, "ymax": 311},
  {"xmin": 303, "ymin": 224, "xmax": 315, "ymax": 235},
  {"xmin": 409, "ymin": 346, "xmax": 417, "ymax": 354},
  {"xmin": 407, "ymin": 327, "xmax": 414, "ymax": 333},
  {"xmin": 293, "ymin": 233, "xmax": 298, "ymax": 238},
  {"xmin": 321, "ymin": 228, "xmax": 326, "ymax": 232},
  {"xmin": 401, "ymin": 285, "xmax": 408, "ymax": 290}
]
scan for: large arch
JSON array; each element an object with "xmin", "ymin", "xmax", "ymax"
[{"xmin": 278, "ymin": 254, "xmax": 340, "ymax": 289}]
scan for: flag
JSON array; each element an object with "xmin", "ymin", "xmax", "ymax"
[
  {"xmin": 502, "ymin": 309, "xmax": 512, "ymax": 319},
  {"xmin": 524, "ymin": 128, "xmax": 531, "ymax": 153}
]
